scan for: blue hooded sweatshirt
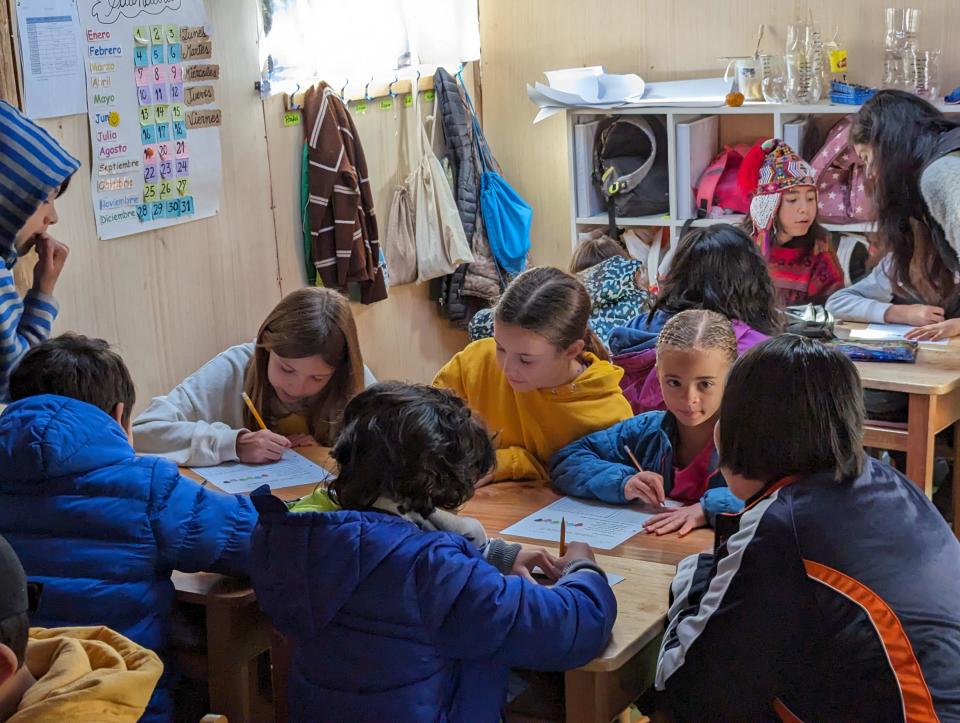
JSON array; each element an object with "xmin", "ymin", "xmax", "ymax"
[
  {"xmin": 0, "ymin": 101, "xmax": 80, "ymax": 401},
  {"xmin": 549, "ymin": 410, "xmax": 742, "ymax": 523},
  {"xmin": 0, "ymin": 395, "xmax": 258, "ymax": 721},
  {"xmin": 251, "ymin": 490, "xmax": 617, "ymax": 722}
]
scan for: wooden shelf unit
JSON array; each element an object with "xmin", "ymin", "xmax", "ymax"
[{"xmin": 566, "ymin": 101, "xmax": 960, "ymax": 248}]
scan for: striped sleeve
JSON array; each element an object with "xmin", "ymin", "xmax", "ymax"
[
  {"xmin": 0, "ymin": 267, "xmax": 59, "ymax": 401},
  {"xmin": 655, "ymin": 489, "xmax": 816, "ymax": 720}
]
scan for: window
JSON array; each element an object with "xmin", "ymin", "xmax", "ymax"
[{"xmin": 258, "ymin": 0, "xmax": 480, "ymax": 96}]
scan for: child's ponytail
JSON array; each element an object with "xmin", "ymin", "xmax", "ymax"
[{"xmin": 583, "ymin": 327, "xmax": 610, "ymax": 362}]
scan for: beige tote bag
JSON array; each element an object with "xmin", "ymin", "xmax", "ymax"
[
  {"xmin": 410, "ymin": 92, "xmax": 474, "ymax": 283},
  {"xmin": 382, "ymin": 182, "xmax": 418, "ymax": 286}
]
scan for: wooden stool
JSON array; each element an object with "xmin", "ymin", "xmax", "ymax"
[{"xmin": 173, "ymin": 573, "xmax": 275, "ymax": 722}]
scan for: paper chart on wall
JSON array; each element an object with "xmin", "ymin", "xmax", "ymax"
[
  {"xmin": 194, "ymin": 450, "xmax": 335, "ymax": 495},
  {"xmin": 501, "ymin": 496, "xmax": 683, "ymax": 550},
  {"xmin": 77, "ymin": 0, "xmax": 221, "ymax": 240},
  {"xmin": 16, "ymin": 0, "xmax": 88, "ymax": 119}
]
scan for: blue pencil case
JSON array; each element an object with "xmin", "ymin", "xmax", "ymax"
[{"xmin": 830, "ymin": 339, "xmax": 918, "ymax": 363}]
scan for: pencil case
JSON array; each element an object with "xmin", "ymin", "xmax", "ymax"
[{"xmin": 829, "ymin": 339, "xmax": 918, "ymax": 363}]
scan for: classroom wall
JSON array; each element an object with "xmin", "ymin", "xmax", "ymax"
[
  {"xmin": 5, "ymin": 0, "xmax": 469, "ymax": 413},
  {"xmin": 263, "ymin": 89, "xmax": 470, "ymax": 386},
  {"xmin": 478, "ymin": 0, "xmax": 960, "ymax": 269}
]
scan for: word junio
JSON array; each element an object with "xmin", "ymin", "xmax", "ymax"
[{"xmin": 90, "ymin": 0, "xmax": 182, "ymax": 25}]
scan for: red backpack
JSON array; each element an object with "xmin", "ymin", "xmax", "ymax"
[{"xmin": 694, "ymin": 143, "xmax": 754, "ymax": 216}]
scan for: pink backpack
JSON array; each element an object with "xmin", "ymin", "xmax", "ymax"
[
  {"xmin": 810, "ymin": 116, "xmax": 874, "ymax": 224},
  {"xmin": 694, "ymin": 144, "xmax": 754, "ymax": 215}
]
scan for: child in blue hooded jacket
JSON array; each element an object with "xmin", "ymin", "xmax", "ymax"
[
  {"xmin": 551, "ymin": 310, "xmax": 743, "ymax": 536},
  {"xmin": 251, "ymin": 382, "xmax": 616, "ymax": 722},
  {"xmin": 0, "ymin": 101, "xmax": 79, "ymax": 401},
  {"xmin": 0, "ymin": 334, "xmax": 258, "ymax": 722}
]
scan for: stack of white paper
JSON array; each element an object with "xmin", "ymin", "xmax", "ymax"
[
  {"xmin": 527, "ymin": 66, "xmax": 646, "ymax": 123},
  {"xmin": 528, "ymin": 71, "xmax": 730, "ymax": 123}
]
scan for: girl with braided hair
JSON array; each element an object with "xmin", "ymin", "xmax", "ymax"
[{"xmin": 552, "ymin": 310, "xmax": 743, "ymax": 536}]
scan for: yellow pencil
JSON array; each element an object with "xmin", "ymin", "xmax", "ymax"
[
  {"xmin": 624, "ymin": 444, "xmax": 644, "ymax": 473},
  {"xmin": 241, "ymin": 392, "xmax": 268, "ymax": 431},
  {"xmin": 559, "ymin": 517, "xmax": 567, "ymax": 557}
]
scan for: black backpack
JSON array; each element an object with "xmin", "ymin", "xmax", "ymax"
[{"xmin": 594, "ymin": 116, "xmax": 670, "ymax": 236}]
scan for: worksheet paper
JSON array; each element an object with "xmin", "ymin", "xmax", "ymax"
[
  {"xmin": 194, "ymin": 451, "xmax": 334, "ymax": 494},
  {"xmin": 849, "ymin": 323, "xmax": 949, "ymax": 346},
  {"xmin": 501, "ymin": 497, "xmax": 682, "ymax": 550},
  {"xmin": 16, "ymin": 0, "xmax": 87, "ymax": 118}
]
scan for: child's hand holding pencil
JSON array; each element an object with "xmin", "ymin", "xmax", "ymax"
[{"xmin": 236, "ymin": 392, "xmax": 292, "ymax": 464}]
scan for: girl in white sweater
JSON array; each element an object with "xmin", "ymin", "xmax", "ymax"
[
  {"xmin": 825, "ymin": 253, "xmax": 949, "ymax": 327},
  {"xmin": 134, "ymin": 288, "xmax": 375, "ymax": 466},
  {"xmin": 851, "ymin": 91, "xmax": 960, "ymax": 342}
]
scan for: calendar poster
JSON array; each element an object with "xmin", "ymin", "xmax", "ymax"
[{"xmin": 78, "ymin": 0, "xmax": 221, "ymax": 240}]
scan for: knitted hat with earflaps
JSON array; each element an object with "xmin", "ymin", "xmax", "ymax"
[{"xmin": 738, "ymin": 138, "xmax": 818, "ymax": 255}]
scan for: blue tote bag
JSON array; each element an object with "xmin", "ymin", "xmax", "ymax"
[{"xmin": 466, "ymin": 89, "xmax": 532, "ymax": 275}]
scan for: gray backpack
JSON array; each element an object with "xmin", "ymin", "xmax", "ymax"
[{"xmin": 593, "ymin": 115, "xmax": 670, "ymax": 236}]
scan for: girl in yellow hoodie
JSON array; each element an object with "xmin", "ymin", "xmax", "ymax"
[{"xmin": 434, "ymin": 267, "xmax": 633, "ymax": 483}]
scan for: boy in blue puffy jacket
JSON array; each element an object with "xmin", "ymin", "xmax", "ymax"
[
  {"xmin": 0, "ymin": 334, "xmax": 259, "ymax": 722},
  {"xmin": 552, "ymin": 310, "xmax": 743, "ymax": 536},
  {"xmin": 251, "ymin": 382, "xmax": 617, "ymax": 722}
]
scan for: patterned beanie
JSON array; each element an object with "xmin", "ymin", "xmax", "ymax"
[{"xmin": 738, "ymin": 138, "xmax": 817, "ymax": 254}]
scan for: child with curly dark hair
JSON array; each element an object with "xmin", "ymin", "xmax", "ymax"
[{"xmin": 249, "ymin": 382, "xmax": 616, "ymax": 721}]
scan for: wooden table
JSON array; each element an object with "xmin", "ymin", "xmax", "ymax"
[
  {"xmin": 463, "ymin": 482, "xmax": 709, "ymax": 722},
  {"xmin": 174, "ymin": 455, "xmax": 334, "ymax": 723},
  {"xmin": 463, "ymin": 480, "xmax": 712, "ymax": 567},
  {"xmin": 517, "ymin": 547, "xmax": 678, "ymax": 723},
  {"xmin": 855, "ymin": 348, "xmax": 960, "ymax": 497},
  {"xmin": 177, "ymin": 448, "xmax": 712, "ymax": 723},
  {"xmin": 839, "ymin": 323, "xmax": 960, "ymax": 499}
]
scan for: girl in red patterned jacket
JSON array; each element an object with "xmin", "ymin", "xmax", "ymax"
[{"xmin": 740, "ymin": 139, "xmax": 845, "ymax": 306}]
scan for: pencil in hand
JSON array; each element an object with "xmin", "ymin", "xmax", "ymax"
[
  {"xmin": 241, "ymin": 392, "xmax": 268, "ymax": 431},
  {"xmin": 625, "ymin": 444, "xmax": 670, "ymax": 509},
  {"xmin": 559, "ymin": 517, "xmax": 567, "ymax": 557},
  {"xmin": 624, "ymin": 444, "xmax": 644, "ymax": 473}
]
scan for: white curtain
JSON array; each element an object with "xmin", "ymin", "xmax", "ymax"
[{"xmin": 260, "ymin": 0, "xmax": 479, "ymax": 94}]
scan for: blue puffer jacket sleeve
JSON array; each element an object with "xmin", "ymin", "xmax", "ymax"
[
  {"xmin": 700, "ymin": 475, "xmax": 744, "ymax": 526},
  {"xmin": 550, "ymin": 417, "xmax": 653, "ymax": 504},
  {"xmin": 148, "ymin": 462, "xmax": 258, "ymax": 577},
  {"xmin": 415, "ymin": 540, "xmax": 616, "ymax": 670}
]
